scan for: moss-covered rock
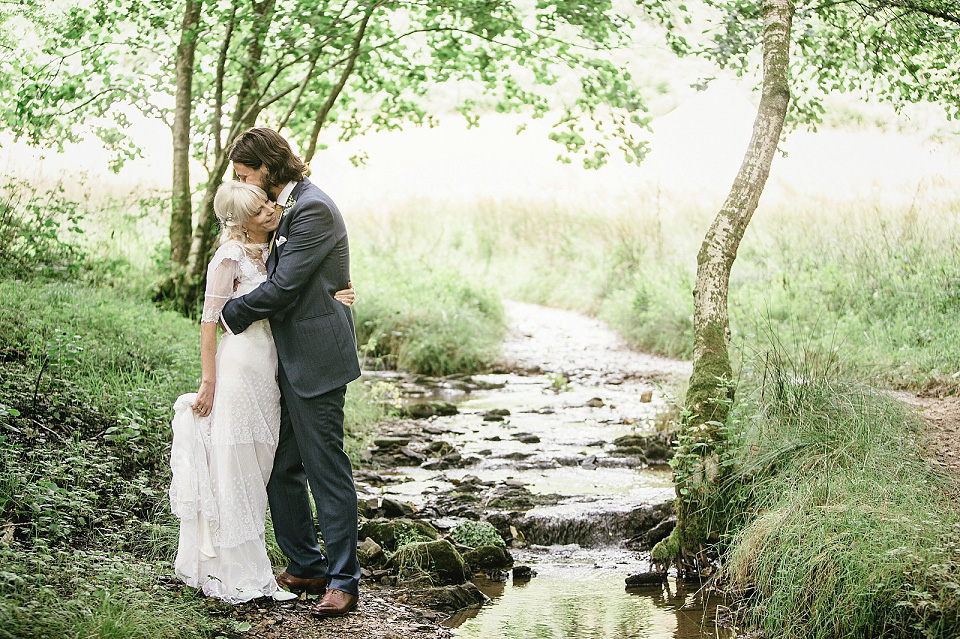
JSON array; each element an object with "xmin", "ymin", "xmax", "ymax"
[
  {"xmin": 358, "ymin": 518, "xmax": 438, "ymax": 552},
  {"xmin": 358, "ymin": 536, "xmax": 385, "ymax": 567},
  {"xmin": 463, "ymin": 545, "xmax": 513, "ymax": 571},
  {"xmin": 450, "ymin": 520, "xmax": 505, "ymax": 548},
  {"xmin": 389, "ymin": 539, "xmax": 469, "ymax": 585}
]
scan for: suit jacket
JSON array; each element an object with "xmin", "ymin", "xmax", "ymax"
[{"xmin": 221, "ymin": 178, "xmax": 362, "ymax": 398}]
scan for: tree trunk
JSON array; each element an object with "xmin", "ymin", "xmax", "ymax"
[
  {"xmin": 169, "ymin": 0, "xmax": 201, "ymax": 266},
  {"xmin": 651, "ymin": 0, "xmax": 794, "ymax": 578},
  {"xmin": 173, "ymin": 0, "xmax": 276, "ymax": 314}
]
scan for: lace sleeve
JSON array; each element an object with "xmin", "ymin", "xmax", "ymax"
[{"xmin": 200, "ymin": 243, "xmax": 243, "ymax": 323}]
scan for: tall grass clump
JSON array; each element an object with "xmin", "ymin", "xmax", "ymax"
[
  {"xmin": 716, "ymin": 345, "xmax": 960, "ymax": 638},
  {"xmin": 351, "ymin": 247, "xmax": 504, "ymax": 375}
]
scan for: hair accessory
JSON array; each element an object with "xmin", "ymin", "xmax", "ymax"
[{"xmin": 223, "ymin": 211, "xmax": 237, "ymax": 227}]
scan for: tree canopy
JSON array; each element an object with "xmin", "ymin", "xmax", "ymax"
[
  {"xmin": 4, "ymin": 1, "xmax": 650, "ymax": 170},
  {"xmin": 692, "ymin": 0, "xmax": 960, "ymax": 123}
]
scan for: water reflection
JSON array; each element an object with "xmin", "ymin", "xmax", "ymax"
[{"xmin": 447, "ymin": 563, "xmax": 730, "ymax": 639}]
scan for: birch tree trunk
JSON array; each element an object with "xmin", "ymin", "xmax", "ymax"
[
  {"xmin": 169, "ymin": 0, "xmax": 201, "ymax": 266},
  {"xmin": 652, "ymin": 0, "xmax": 795, "ymax": 578}
]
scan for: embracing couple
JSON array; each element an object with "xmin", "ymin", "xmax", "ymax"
[{"xmin": 168, "ymin": 127, "xmax": 362, "ymax": 616}]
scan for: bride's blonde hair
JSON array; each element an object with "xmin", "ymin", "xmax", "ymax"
[{"xmin": 213, "ymin": 181, "xmax": 269, "ymax": 253}]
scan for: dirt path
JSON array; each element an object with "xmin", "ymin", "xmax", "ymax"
[{"xmin": 892, "ymin": 392, "xmax": 960, "ymax": 481}]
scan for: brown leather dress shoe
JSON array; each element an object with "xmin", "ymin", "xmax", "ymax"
[
  {"xmin": 276, "ymin": 572, "xmax": 327, "ymax": 595},
  {"xmin": 312, "ymin": 589, "xmax": 358, "ymax": 617}
]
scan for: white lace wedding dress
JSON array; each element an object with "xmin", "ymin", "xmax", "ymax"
[{"xmin": 168, "ymin": 240, "xmax": 286, "ymax": 604}]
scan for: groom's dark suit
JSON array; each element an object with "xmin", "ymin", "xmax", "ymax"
[{"xmin": 221, "ymin": 177, "xmax": 362, "ymax": 595}]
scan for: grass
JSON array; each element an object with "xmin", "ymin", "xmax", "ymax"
[
  {"xmin": 351, "ymin": 247, "xmax": 505, "ymax": 375},
  {"xmin": 712, "ymin": 346, "xmax": 960, "ymax": 638},
  {"xmin": 0, "ymin": 275, "xmax": 390, "ymax": 638}
]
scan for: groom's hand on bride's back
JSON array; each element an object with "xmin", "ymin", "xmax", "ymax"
[{"xmin": 334, "ymin": 282, "xmax": 355, "ymax": 306}]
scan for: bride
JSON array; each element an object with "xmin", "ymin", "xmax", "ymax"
[{"xmin": 168, "ymin": 181, "xmax": 355, "ymax": 604}]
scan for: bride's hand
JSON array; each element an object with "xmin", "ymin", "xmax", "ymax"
[
  {"xmin": 194, "ymin": 380, "xmax": 214, "ymax": 417},
  {"xmin": 334, "ymin": 282, "xmax": 356, "ymax": 307}
]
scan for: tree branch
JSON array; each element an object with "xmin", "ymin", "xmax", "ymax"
[
  {"xmin": 304, "ymin": 2, "xmax": 381, "ymax": 162},
  {"xmin": 213, "ymin": 4, "xmax": 237, "ymax": 158}
]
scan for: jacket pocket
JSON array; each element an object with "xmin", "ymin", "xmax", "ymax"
[{"xmin": 295, "ymin": 314, "xmax": 346, "ymax": 367}]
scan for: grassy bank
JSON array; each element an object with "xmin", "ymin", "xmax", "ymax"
[
  {"xmin": 0, "ymin": 276, "xmax": 387, "ymax": 638},
  {"xmin": 351, "ymin": 248, "xmax": 504, "ymax": 375},
  {"xmin": 710, "ymin": 349, "xmax": 960, "ymax": 637}
]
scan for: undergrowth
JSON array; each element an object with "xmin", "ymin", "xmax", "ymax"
[
  {"xmin": 713, "ymin": 346, "xmax": 960, "ymax": 638},
  {"xmin": 351, "ymin": 249, "xmax": 504, "ymax": 375},
  {"xmin": 0, "ymin": 277, "xmax": 387, "ymax": 638}
]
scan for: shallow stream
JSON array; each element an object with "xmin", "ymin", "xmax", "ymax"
[{"xmin": 366, "ymin": 302, "xmax": 731, "ymax": 638}]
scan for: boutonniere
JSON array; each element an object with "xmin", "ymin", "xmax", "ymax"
[
  {"xmin": 275, "ymin": 235, "xmax": 287, "ymax": 248},
  {"xmin": 275, "ymin": 198, "xmax": 296, "ymax": 220}
]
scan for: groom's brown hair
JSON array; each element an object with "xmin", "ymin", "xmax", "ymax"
[{"xmin": 229, "ymin": 128, "xmax": 310, "ymax": 189}]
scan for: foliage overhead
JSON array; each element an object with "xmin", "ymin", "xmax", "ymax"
[
  {"xmin": 2, "ymin": 0, "xmax": 652, "ymax": 171},
  {"xmin": 685, "ymin": 0, "xmax": 960, "ymax": 124}
]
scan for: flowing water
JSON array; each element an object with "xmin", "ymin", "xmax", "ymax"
[{"xmin": 366, "ymin": 302, "xmax": 732, "ymax": 638}]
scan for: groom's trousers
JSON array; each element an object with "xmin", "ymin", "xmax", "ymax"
[{"xmin": 267, "ymin": 361, "xmax": 360, "ymax": 596}]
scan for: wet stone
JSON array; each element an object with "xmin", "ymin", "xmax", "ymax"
[
  {"xmin": 464, "ymin": 545, "xmax": 514, "ymax": 571},
  {"xmin": 512, "ymin": 433, "xmax": 541, "ymax": 444},
  {"xmin": 410, "ymin": 582, "xmax": 489, "ymax": 611},
  {"xmin": 512, "ymin": 565, "xmax": 537, "ymax": 580},
  {"xmin": 625, "ymin": 571, "xmax": 666, "ymax": 587},
  {"xmin": 374, "ymin": 437, "xmax": 410, "ymax": 449},
  {"xmin": 613, "ymin": 435, "xmax": 644, "ymax": 448},
  {"xmin": 399, "ymin": 446, "xmax": 428, "ymax": 462},
  {"xmin": 640, "ymin": 390, "xmax": 654, "ymax": 403},
  {"xmin": 359, "ymin": 496, "xmax": 380, "ymax": 517},
  {"xmin": 358, "ymin": 537, "xmax": 385, "ymax": 567},
  {"xmin": 382, "ymin": 497, "xmax": 416, "ymax": 518},
  {"xmin": 423, "ymin": 424, "xmax": 459, "ymax": 435},
  {"xmin": 421, "ymin": 452, "xmax": 469, "ymax": 471},
  {"xmin": 427, "ymin": 440, "xmax": 456, "ymax": 456},
  {"xmin": 586, "ymin": 397, "xmax": 605, "ymax": 408},
  {"xmin": 482, "ymin": 412, "xmax": 505, "ymax": 422},
  {"xmin": 402, "ymin": 401, "xmax": 459, "ymax": 419}
]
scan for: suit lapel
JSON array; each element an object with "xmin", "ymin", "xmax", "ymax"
[{"xmin": 267, "ymin": 179, "xmax": 307, "ymax": 276}]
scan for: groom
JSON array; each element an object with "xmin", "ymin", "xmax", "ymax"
[{"xmin": 221, "ymin": 128, "xmax": 362, "ymax": 616}]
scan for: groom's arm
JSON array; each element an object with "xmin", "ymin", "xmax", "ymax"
[{"xmin": 221, "ymin": 195, "xmax": 346, "ymax": 334}]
